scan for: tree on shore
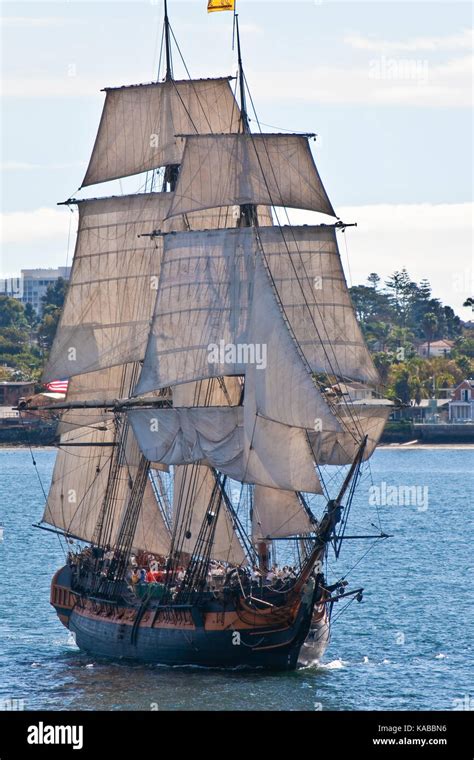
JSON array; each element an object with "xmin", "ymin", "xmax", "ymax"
[
  {"xmin": 0, "ymin": 280, "xmax": 68, "ymax": 381},
  {"xmin": 421, "ymin": 312, "xmax": 438, "ymax": 357},
  {"xmin": 37, "ymin": 278, "xmax": 68, "ymax": 350}
]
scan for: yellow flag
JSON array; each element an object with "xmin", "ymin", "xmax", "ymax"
[{"xmin": 207, "ymin": 0, "xmax": 235, "ymax": 12}]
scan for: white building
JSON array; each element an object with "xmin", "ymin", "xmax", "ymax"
[
  {"xmin": 449, "ymin": 379, "xmax": 474, "ymax": 422},
  {"xmin": 332, "ymin": 381, "xmax": 374, "ymax": 401},
  {"xmin": 417, "ymin": 339, "xmax": 454, "ymax": 358},
  {"xmin": 20, "ymin": 267, "xmax": 71, "ymax": 313},
  {"xmin": 0, "ymin": 276, "xmax": 22, "ymax": 299}
]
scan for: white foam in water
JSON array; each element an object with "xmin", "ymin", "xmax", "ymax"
[
  {"xmin": 435, "ymin": 653, "xmax": 447, "ymax": 659},
  {"xmin": 85, "ymin": 663, "xmax": 94, "ymax": 669},
  {"xmin": 382, "ymin": 658, "xmax": 391, "ymax": 664},
  {"xmin": 319, "ymin": 659, "xmax": 345, "ymax": 670},
  {"xmin": 362, "ymin": 656, "xmax": 370, "ymax": 664},
  {"xmin": 67, "ymin": 632, "xmax": 77, "ymax": 647}
]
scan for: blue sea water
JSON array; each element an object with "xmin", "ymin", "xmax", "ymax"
[{"xmin": 0, "ymin": 446, "xmax": 472, "ymax": 711}]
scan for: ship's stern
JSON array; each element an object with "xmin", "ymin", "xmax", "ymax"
[{"xmin": 50, "ymin": 565, "xmax": 78, "ymax": 629}]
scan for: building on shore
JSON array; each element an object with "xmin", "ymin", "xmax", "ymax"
[
  {"xmin": 0, "ymin": 381, "xmax": 36, "ymax": 407},
  {"xmin": 1, "ymin": 267, "xmax": 71, "ymax": 313},
  {"xmin": 390, "ymin": 398, "xmax": 449, "ymax": 424},
  {"xmin": 20, "ymin": 267, "xmax": 71, "ymax": 313},
  {"xmin": 0, "ymin": 276, "xmax": 22, "ymax": 299},
  {"xmin": 449, "ymin": 379, "xmax": 474, "ymax": 422},
  {"xmin": 417, "ymin": 339, "xmax": 454, "ymax": 358},
  {"xmin": 0, "ymin": 381, "xmax": 37, "ymax": 429},
  {"xmin": 332, "ymin": 381, "xmax": 374, "ymax": 401}
]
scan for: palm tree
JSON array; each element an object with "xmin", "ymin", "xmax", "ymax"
[
  {"xmin": 387, "ymin": 326, "xmax": 415, "ymax": 359},
  {"xmin": 369, "ymin": 321, "xmax": 392, "ymax": 352},
  {"xmin": 422, "ymin": 312, "xmax": 438, "ymax": 358},
  {"xmin": 373, "ymin": 352, "xmax": 392, "ymax": 384}
]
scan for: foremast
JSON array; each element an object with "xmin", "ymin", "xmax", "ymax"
[{"xmin": 38, "ymin": 3, "xmax": 246, "ymax": 590}]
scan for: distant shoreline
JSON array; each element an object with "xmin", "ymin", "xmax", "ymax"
[
  {"xmin": 378, "ymin": 443, "xmax": 474, "ymax": 450},
  {"xmin": 0, "ymin": 444, "xmax": 57, "ymax": 450},
  {"xmin": 1, "ymin": 443, "xmax": 473, "ymax": 452}
]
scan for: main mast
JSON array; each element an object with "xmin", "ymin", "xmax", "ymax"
[
  {"xmin": 235, "ymin": 14, "xmax": 257, "ymax": 228},
  {"xmin": 164, "ymin": 0, "xmax": 173, "ymax": 81},
  {"xmin": 235, "ymin": 14, "xmax": 249, "ymax": 133},
  {"xmin": 162, "ymin": 0, "xmax": 179, "ymax": 191}
]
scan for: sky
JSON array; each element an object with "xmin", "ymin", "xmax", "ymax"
[{"xmin": 0, "ymin": 0, "xmax": 472, "ymax": 317}]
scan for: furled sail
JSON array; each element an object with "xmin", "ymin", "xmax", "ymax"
[
  {"xmin": 82, "ymin": 78, "xmax": 240, "ymax": 187},
  {"xmin": 128, "ymin": 405, "xmax": 322, "ymax": 493},
  {"xmin": 43, "ymin": 193, "xmax": 172, "ymax": 382},
  {"xmin": 43, "ymin": 422, "xmax": 171, "ymax": 556},
  {"xmin": 172, "ymin": 464, "xmax": 246, "ymax": 565},
  {"xmin": 166, "ymin": 134, "xmax": 335, "ymax": 218},
  {"xmin": 252, "ymin": 486, "xmax": 314, "ymax": 540},
  {"xmin": 128, "ymin": 406, "xmax": 243, "ymax": 469},
  {"xmin": 308, "ymin": 400, "xmax": 393, "ymax": 466}
]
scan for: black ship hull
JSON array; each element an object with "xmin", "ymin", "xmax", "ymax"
[{"xmin": 51, "ymin": 566, "xmax": 329, "ymax": 670}]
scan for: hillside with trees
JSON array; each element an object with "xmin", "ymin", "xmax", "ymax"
[
  {"xmin": 0, "ymin": 278, "xmax": 68, "ymax": 383},
  {"xmin": 349, "ymin": 268, "xmax": 473, "ymax": 400}
]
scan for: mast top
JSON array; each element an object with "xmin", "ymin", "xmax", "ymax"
[
  {"xmin": 235, "ymin": 14, "xmax": 249, "ymax": 133},
  {"xmin": 164, "ymin": 0, "xmax": 173, "ymax": 81}
]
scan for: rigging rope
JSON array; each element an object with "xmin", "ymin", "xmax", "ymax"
[{"xmin": 19, "ymin": 409, "xmax": 67, "ymax": 558}]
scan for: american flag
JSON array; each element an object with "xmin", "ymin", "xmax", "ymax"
[{"xmin": 44, "ymin": 379, "xmax": 69, "ymax": 394}]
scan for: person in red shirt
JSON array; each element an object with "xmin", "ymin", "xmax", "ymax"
[{"xmin": 146, "ymin": 568, "xmax": 156, "ymax": 583}]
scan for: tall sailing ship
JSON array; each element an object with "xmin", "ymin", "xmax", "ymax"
[{"xmin": 24, "ymin": 2, "xmax": 392, "ymax": 669}]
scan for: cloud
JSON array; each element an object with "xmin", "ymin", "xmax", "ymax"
[
  {"xmin": 0, "ymin": 207, "xmax": 76, "ymax": 246},
  {"xmin": 249, "ymin": 55, "xmax": 473, "ymax": 107},
  {"xmin": 1, "ymin": 162, "xmax": 85, "ymax": 171},
  {"xmin": 0, "ymin": 17, "xmax": 81, "ymax": 28},
  {"xmin": 15, "ymin": 54, "xmax": 463, "ymax": 106},
  {"xmin": 344, "ymin": 28, "xmax": 474, "ymax": 53},
  {"xmin": 0, "ymin": 74, "xmax": 147, "ymax": 98},
  {"xmin": 238, "ymin": 23, "xmax": 263, "ymax": 36}
]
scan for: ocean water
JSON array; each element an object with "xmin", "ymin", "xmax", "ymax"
[{"xmin": 0, "ymin": 446, "xmax": 472, "ymax": 711}]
